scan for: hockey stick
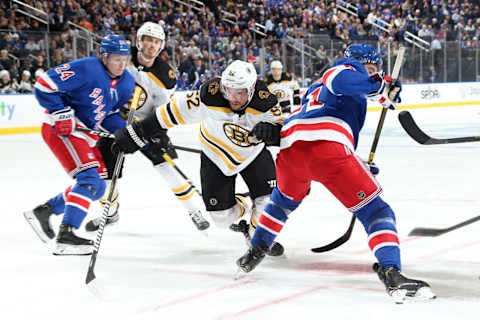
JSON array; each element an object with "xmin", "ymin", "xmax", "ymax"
[
  {"xmin": 86, "ymin": 86, "xmax": 142, "ymax": 296},
  {"xmin": 311, "ymin": 46, "xmax": 406, "ymax": 253},
  {"xmin": 408, "ymin": 215, "xmax": 480, "ymax": 237},
  {"xmin": 398, "ymin": 110, "xmax": 480, "ymax": 145},
  {"xmin": 75, "ymin": 127, "xmax": 202, "ymax": 153}
]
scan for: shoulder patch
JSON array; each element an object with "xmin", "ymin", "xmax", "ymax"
[
  {"xmin": 149, "ymin": 59, "xmax": 177, "ymax": 89},
  {"xmin": 200, "ymin": 78, "xmax": 229, "ymax": 107},
  {"xmin": 247, "ymin": 80, "xmax": 278, "ymax": 112}
]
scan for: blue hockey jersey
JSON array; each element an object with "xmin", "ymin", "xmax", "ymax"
[
  {"xmin": 280, "ymin": 58, "xmax": 381, "ymax": 151},
  {"xmin": 34, "ymin": 57, "xmax": 135, "ymax": 132}
]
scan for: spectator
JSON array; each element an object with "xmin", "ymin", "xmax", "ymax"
[
  {"xmin": 18, "ymin": 70, "xmax": 33, "ymax": 93},
  {"xmin": 0, "ymin": 49, "xmax": 13, "ymax": 72},
  {"xmin": 0, "ymin": 69, "xmax": 18, "ymax": 93}
]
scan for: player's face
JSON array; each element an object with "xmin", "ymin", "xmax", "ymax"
[
  {"xmin": 224, "ymin": 87, "xmax": 249, "ymax": 111},
  {"xmin": 272, "ymin": 68, "xmax": 282, "ymax": 80},
  {"xmin": 104, "ymin": 54, "xmax": 129, "ymax": 77},
  {"xmin": 140, "ymin": 35, "xmax": 163, "ymax": 60},
  {"xmin": 364, "ymin": 63, "xmax": 379, "ymax": 77}
]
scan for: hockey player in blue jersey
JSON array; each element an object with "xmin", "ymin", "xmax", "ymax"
[
  {"xmin": 23, "ymin": 34, "xmax": 135, "ymax": 255},
  {"xmin": 235, "ymin": 44, "xmax": 436, "ymax": 303}
]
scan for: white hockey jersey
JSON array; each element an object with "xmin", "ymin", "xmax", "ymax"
[
  {"xmin": 265, "ymin": 72, "xmax": 300, "ymax": 106},
  {"xmin": 125, "ymin": 47, "xmax": 177, "ymax": 120},
  {"xmin": 154, "ymin": 78, "xmax": 282, "ymax": 176}
]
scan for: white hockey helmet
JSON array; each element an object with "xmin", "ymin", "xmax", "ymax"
[
  {"xmin": 220, "ymin": 60, "xmax": 257, "ymax": 104},
  {"xmin": 136, "ymin": 22, "xmax": 166, "ymax": 54},
  {"xmin": 270, "ymin": 60, "xmax": 283, "ymax": 70}
]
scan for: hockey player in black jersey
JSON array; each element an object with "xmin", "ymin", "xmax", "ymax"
[
  {"xmin": 85, "ymin": 22, "xmax": 209, "ymax": 233},
  {"xmin": 111, "ymin": 60, "xmax": 285, "ymax": 256}
]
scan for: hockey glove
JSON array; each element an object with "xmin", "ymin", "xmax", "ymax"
[
  {"xmin": 279, "ymin": 100, "xmax": 291, "ymax": 114},
  {"xmin": 249, "ymin": 122, "xmax": 282, "ymax": 146},
  {"xmin": 50, "ymin": 107, "xmax": 75, "ymax": 136},
  {"xmin": 112, "ymin": 123, "xmax": 147, "ymax": 154},
  {"xmin": 367, "ymin": 72, "xmax": 387, "ymax": 98},
  {"xmin": 293, "ymin": 88, "xmax": 301, "ymax": 106},
  {"xmin": 387, "ymin": 79, "xmax": 402, "ymax": 104},
  {"xmin": 363, "ymin": 160, "xmax": 379, "ymax": 175}
]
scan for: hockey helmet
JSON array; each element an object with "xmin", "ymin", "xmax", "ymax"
[
  {"xmin": 344, "ymin": 43, "xmax": 383, "ymax": 69},
  {"xmin": 270, "ymin": 60, "xmax": 283, "ymax": 70},
  {"xmin": 136, "ymin": 22, "xmax": 165, "ymax": 54},
  {"xmin": 99, "ymin": 34, "xmax": 130, "ymax": 57},
  {"xmin": 220, "ymin": 60, "xmax": 257, "ymax": 105}
]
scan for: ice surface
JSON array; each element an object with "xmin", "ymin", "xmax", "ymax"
[{"xmin": 1, "ymin": 105, "xmax": 480, "ymax": 319}]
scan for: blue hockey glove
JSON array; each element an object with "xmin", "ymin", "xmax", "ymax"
[{"xmin": 363, "ymin": 160, "xmax": 379, "ymax": 175}]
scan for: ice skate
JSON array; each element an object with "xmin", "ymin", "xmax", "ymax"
[
  {"xmin": 236, "ymin": 243, "xmax": 268, "ymax": 274},
  {"xmin": 53, "ymin": 224, "xmax": 94, "ymax": 256},
  {"xmin": 230, "ymin": 220, "xmax": 285, "ymax": 257},
  {"xmin": 23, "ymin": 203, "xmax": 56, "ymax": 243},
  {"xmin": 373, "ymin": 263, "xmax": 436, "ymax": 304},
  {"xmin": 85, "ymin": 207, "xmax": 120, "ymax": 232},
  {"xmin": 188, "ymin": 209, "xmax": 210, "ymax": 232}
]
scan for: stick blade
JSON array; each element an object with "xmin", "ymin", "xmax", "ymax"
[
  {"xmin": 86, "ymin": 277, "xmax": 111, "ymax": 300},
  {"xmin": 398, "ymin": 111, "xmax": 432, "ymax": 145},
  {"xmin": 408, "ymin": 228, "xmax": 443, "ymax": 237}
]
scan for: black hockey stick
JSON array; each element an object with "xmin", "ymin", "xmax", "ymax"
[
  {"xmin": 75, "ymin": 127, "xmax": 202, "ymax": 154},
  {"xmin": 399, "ymin": 110, "xmax": 480, "ymax": 145},
  {"xmin": 408, "ymin": 215, "xmax": 480, "ymax": 237},
  {"xmin": 311, "ymin": 46, "xmax": 406, "ymax": 253},
  {"xmin": 86, "ymin": 86, "xmax": 142, "ymax": 296}
]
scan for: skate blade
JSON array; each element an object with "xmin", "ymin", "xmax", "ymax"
[
  {"xmin": 23, "ymin": 211, "xmax": 52, "ymax": 243},
  {"xmin": 52, "ymin": 243, "xmax": 93, "ymax": 256},
  {"xmin": 390, "ymin": 287, "xmax": 436, "ymax": 304},
  {"xmin": 234, "ymin": 268, "xmax": 248, "ymax": 281}
]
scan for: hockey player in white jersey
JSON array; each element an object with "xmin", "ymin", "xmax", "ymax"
[
  {"xmin": 85, "ymin": 22, "xmax": 209, "ymax": 232},
  {"xmin": 265, "ymin": 60, "xmax": 301, "ymax": 114},
  {"xmin": 111, "ymin": 60, "xmax": 285, "ymax": 256}
]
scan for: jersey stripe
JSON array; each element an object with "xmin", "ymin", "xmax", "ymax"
[
  {"xmin": 199, "ymin": 132, "xmax": 236, "ymax": 171},
  {"xmin": 200, "ymin": 122, "xmax": 246, "ymax": 163},
  {"xmin": 170, "ymin": 99, "xmax": 186, "ymax": 124},
  {"xmin": 322, "ymin": 65, "xmax": 355, "ymax": 95},
  {"xmin": 280, "ymin": 116, "xmax": 355, "ymax": 151},
  {"xmin": 35, "ymin": 74, "xmax": 59, "ymax": 93},
  {"xmin": 147, "ymin": 72, "xmax": 166, "ymax": 89},
  {"xmin": 158, "ymin": 104, "xmax": 175, "ymax": 128}
]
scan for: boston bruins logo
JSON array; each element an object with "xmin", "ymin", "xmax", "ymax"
[
  {"xmin": 208, "ymin": 81, "xmax": 220, "ymax": 95},
  {"xmin": 223, "ymin": 122, "xmax": 253, "ymax": 147},
  {"xmin": 273, "ymin": 89, "xmax": 286, "ymax": 99},
  {"xmin": 127, "ymin": 84, "xmax": 147, "ymax": 109}
]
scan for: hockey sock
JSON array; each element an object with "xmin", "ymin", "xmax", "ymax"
[
  {"xmin": 47, "ymin": 185, "xmax": 72, "ymax": 215},
  {"xmin": 251, "ymin": 188, "xmax": 299, "ymax": 248},
  {"xmin": 62, "ymin": 168, "xmax": 106, "ymax": 229},
  {"xmin": 354, "ymin": 196, "xmax": 401, "ymax": 270},
  {"xmin": 154, "ymin": 162, "xmax": 202, "ymax": 211}
]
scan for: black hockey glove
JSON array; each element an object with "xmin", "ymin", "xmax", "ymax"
[
  {"xmin": 249, "ymin": 122, "xmax": 282, "ymax": 146},
  {"xmin": 293, "ymin": 88, "xmax": 301, "ymax": 106},
  {"xmin": 279, "ymin": 100, "xmax": 291, "ymax": 113},
  {"xmin": 112, "ymin": 123, "xmax": 147, "ymax": 154}
]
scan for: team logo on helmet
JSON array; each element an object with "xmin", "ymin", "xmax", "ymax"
[{"xmin": 223, "ymin": 122, "xmax": 252, "ymax": 147}]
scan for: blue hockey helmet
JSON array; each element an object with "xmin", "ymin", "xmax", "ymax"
[
  {"xmin": 344, "ymin": 44, "xmax": 382, "ymax": 69},
  {"xmin": 100, "ymin": 34, "xmax": 130, "ymax": 57}
]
